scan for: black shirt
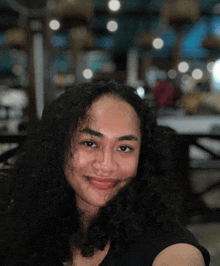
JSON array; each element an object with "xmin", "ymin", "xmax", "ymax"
[{"xmin": 100, "ymin": 221, "xmax": 210, "ymax": 266}]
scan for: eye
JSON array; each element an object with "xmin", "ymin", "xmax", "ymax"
[
  {"xmin": 82, "ymin": 141, "xmax": 97, "ymax": 148},
  {"xmin": 117, "ymin": 146, "xmax": 133, "ymax": 153}
]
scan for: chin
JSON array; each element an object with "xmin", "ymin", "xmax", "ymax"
[{"xmin": 91, "ymin": 196, "xmax": 113, "ymax": 208}]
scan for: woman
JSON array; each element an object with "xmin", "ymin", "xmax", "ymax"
[{"xmin": 0, "ymin": 80, "xmax": 209, "ymax": 265}]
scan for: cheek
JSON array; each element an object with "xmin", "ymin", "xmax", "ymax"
[
  {"xmin": 64, "ymin": 158, "xmax": 74, "ymax": 184},
  {"xmin": 64, "ymin": 157, "xmax": 85, "ymax": 191},
  {"xmin": 69, "ymin": 150, "xmax": 92, "ymax": 170},
  {"xmin": 131, "ymin": 153, "xmax": 140, "ymax": 175},
  {"xmin": 65, "ymin": 151, "xmax": 94, "ymax": 184},
  {"xmin": 120, "ymin": 157, "xmax": 139, "ymax": 177},
  {"xmin": 130, "ymin": 161, "xmax": 139, "ymax": 176}
]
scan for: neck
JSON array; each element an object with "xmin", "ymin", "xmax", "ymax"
[
  {"xmin": 78, "ymin": 207, "xmax": 99, "ymax": 232},
  {"xmin": 76, "ymin": 199, "xmax": 100, "ymax": 231}
]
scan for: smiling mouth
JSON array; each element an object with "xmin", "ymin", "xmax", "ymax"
[{"xmin": 86, "ymin": 176, "xmax": 120, "ymax": 190}]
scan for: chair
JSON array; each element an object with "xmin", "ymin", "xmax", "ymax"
[
  {"xmin": 154, "ymin": 126, "xmax": 220, "ymax": 224},
  {"xmin": 183, "ymin": 133, "xmax": 220, "ymax": 224},
  {"xmin": 0, "ymin": 133, "xmax": 26, "ymax": 168}
]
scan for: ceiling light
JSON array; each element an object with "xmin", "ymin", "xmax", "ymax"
[
  {"xmin": 152, "ymin": 38, "xmax": 164, "ymax": 49},
  {"xmin": 108, "ymin": 0, "xmax": 121, "ymax": 12},
  {"xmin": 192, "ymin": 69, "xmax": 203, "ymax": 80},
  {"xmin": 83, "ymin": 69, "xmax": 93, "ymax": 79},
  {"xmin": 49, "ymin": 19, "xmax": 60, "ymax": 31},
  {"xmin": 178, "ymin": 62, "xmax": 189, "ymax": 73},
  {"xmin": 107, "ymin": 20, "xmax": 118, "ymax": 32}
]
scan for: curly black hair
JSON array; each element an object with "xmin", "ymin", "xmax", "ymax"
[{"xmin": 1, "ymin": 80, "xmax": 182, "ymax": 265}]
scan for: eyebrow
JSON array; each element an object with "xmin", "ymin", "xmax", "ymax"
[
  {"xmin": 118, "ymin": 135, "xmax": 138, "ymax": 141},
  {"xmin": 80, "ymin": 128, "xmax": 103, "ymax": 137},
  {"xmin": 79, "ymin": 127, "xmax": 138, "ymax": 141}
]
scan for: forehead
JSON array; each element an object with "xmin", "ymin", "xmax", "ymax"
[{"xmin": 78, "ymin": 95, "xmax": 141, "ymax": 134}]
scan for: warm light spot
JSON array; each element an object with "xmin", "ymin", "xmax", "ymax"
[{"xmin": 189, "ymin": 99, "xmax": 198, "ymax": 107}]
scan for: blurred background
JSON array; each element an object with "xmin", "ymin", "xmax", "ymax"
[
  {"xmin": 1, "ymin": 0, "xmax": 220, "ymax": 122},
  {"xmin": 0, "ymin": 0, "xmax": 220, "ymax": 265}
]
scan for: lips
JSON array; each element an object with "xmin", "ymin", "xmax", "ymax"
[{"xmin": 86, "ymin": 176, "xmax": 120, "ymax": 190}]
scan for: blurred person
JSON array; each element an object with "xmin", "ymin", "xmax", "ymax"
[{"xmin": 151, "ymin": 80, "xmax": 179, "ymax": 108}]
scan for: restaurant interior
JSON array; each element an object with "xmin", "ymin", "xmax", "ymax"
[{"xmin": 0, "ymin": 0, "xmax": 220, "ymax": 265}]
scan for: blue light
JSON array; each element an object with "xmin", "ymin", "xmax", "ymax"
[{"xmin": 213, "ymin": 59, "xmax": 220, "ymax": 88}]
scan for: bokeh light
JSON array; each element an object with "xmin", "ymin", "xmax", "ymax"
[
  {"xmin": 49, "ymin": 19, "xmax": 60, "ymax": 31},
  {"xmin": 192, "ymin": 69, "xmax": 203, "ymax": 80},
  {"xmin": 107, "ymin": 20, "xmax": 118, "ymax": 32},
  {"xmin": 136, "ymin": 87, "xmax": 145, "ymax": 98},
  {"xmin": 178, "ymin": 61, "xmax": 189, "ymax": 73},
  {"xmin": 181, "ymin": 74, "xmax": 191, "ymax": 85},
  {"xmin": 83, "ymin": 69, "xmax": 93, "ymax": 79},
  {"xmin": 152, "ymin": 38, "xmax": 164, "ymax": 49},
  {"xmin": 108, "ymin": 0, "xmax": 121, "ymax": 11},
  {"xmin": 207, "ymin": 62, "xmax": 214, "ymax": 72},
  {"xmin": 167, "ymin": 69, "xmax": 177, "ymax": 79},
  {"xmin": 212, "ymin": 59, "xmax": 220, "ymax": 83}
]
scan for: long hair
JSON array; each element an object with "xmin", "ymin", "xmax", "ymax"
[{"xmin": 1, "ymin": 80, "xmax": 182, "ymax": 265}]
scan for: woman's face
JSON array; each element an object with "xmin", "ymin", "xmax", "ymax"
[{"xmin": 65, "ymin": 95, "xmax": 141, "ymax": 215}]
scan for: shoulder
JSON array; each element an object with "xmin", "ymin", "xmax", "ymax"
[
  {"xmin": 142, "ymin": 221, "xmax": 210, "ymax": 266},
  {"xmin": 148, "ymin": 221, "xmax": 210, "ymax": 266},
  {"xmin": 111, "ymin": 221, "xmax": 210, "ymax": 266},
  {"xmin": 152, "ymin": 243, "xmax": 206, "ymax": 266}
]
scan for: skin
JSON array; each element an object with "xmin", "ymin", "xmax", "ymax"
[
  {"xmin": 152, "ymin": 243, "xmax": 206, "ymax": 266},
  {"xmin": 65, "ymin": 94, "xmax": 141, "ymax": 221}
]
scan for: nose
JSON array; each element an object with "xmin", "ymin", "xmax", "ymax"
[{"xmin": 92, "ymin": 148, "xmax": 118, "ymax": 173}]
